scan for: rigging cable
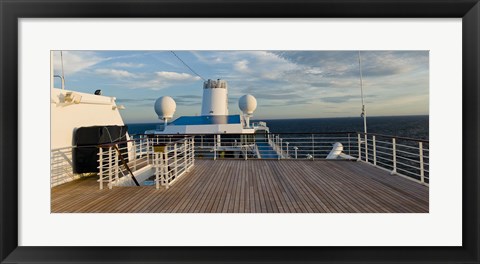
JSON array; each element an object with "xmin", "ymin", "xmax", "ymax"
[{"xmin": 170, "ymin": 51, "xmax": 207, "ymax": 82}]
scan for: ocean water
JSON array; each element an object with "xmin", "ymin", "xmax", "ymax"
[{"xmin": 127, "ymin": 115, "xmax": 428, "ymax": 140}]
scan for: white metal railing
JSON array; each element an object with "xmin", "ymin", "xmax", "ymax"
[
  {"xmin": 153, "ymin": 137, "xmax": 195, "ymax": 189},
  {"xmin": 139, "ymin": 132, "xmax": 428, "ymax": 185},
  {"xmin": 97, "ymin": 136, "xmax": 195, "ymax": 189},
  {"xmin": 50, "ymin": 146, "xmax": 77, "ymax": 187},
  {"xmin": 143, "ymin": 133, "xmax": 359, "ymax": 160},
  {"xmin": 97, "ymin": 139, "xmax": 145, "ymax": 189},
  {"xmin": 357, "ymin": 132, "xmax": 429, "ymax": 185}
]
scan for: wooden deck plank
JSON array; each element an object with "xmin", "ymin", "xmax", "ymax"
[{"xmin": 51, "ymin": 160, "xmax": 429, "ymax": 213}]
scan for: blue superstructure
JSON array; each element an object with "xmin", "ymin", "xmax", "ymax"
[{"xmin": 170, "ymin": 115, "xmax": 241, "ymax": 126}]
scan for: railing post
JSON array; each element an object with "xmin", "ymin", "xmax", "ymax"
[
  {"xmin": 108, "ymin": 147, "xmax": 113, "ymax": 189},
  {"xmin": 184, "ymin": 138, "xmax": 187, "ymax": 167},
  {"xmin": 155, "ymin": 153, "xmax": 160, "ymax": 189},
  {"xmin": 214, "ymin": 135, "xmax": 217, "ymax": 160},
  {"xmin": 164, "ymin": 146, "xmax": 169, "ymax": 189},
  {"xmin": 419, "ymin": 142, "xmax": 424, "ymax": 183},
  {"xmin": 99, "ymin": 147, "xmax": 103, "ymax": 190},
  {"xmin": 348, "ymin": 133, "xmax": 351, "ymax": 155},
  {"xmin": 114, "ymin": 145, "xmax": 119, "ymax": 181},
  {"xmin": 277, "ymin": 139, "xmax": 280, "ymax": 160},
  {"xmin": 186, "ymin": 138, "xmax": 190, "ymax": 170},
  {"xmin": 391, "ymin": 138, "xmax": 397, "ymax": 175},
  {"xmin": 174, "ymin": 143, "xmax": 178, "ymax": 183},
  {"xmin": 365, "ymin": 134, "xmax": 369, "ymax": 163},
  {"xmin": 294, "ymin": 147, "xmax": 298, "ymax": 159},
  {"xmin": 373, "ymin": 135, "xmax": 377, "ymax": 166},
  {"xmin": 357, "ymin": 133, "xmax": 362, "ymax": 161},
  {"xmin": 133, "ymin": 141, "xmax": 137, "ymax": 171},
  {"xmin": 146, "ymin": 138, "xmax": 150, "ymax": 164},
  {"xmin": 312, "ymin": 134, "xmax": 315, "ymax": 160},
  {"xmin": 190, "ymin": 137, "xmax": 195, "ymax": 166},
  {"xmin": 280, "ymin": 138, "xmax": 283, "ymax": 158},
  {"xmin": 286, "ymin": 142, "xmax": 289, "ymax": 158}
]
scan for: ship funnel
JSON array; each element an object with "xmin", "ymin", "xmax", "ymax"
[
  {"xmin": 154, "ymin": 96, "xmax": 176, "ymax": 126},
  {"xmin": 201, "ymin": 79, "xmax": 229, "ymax": 116},
  {"xmin": 238, "ymin": 94, "xmax": 257, "ymax": 128}
]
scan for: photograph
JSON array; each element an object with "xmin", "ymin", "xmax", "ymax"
[
  {"xmin": 50, "ymin": 50, "xmax": 429, "ymax": 213},
  {"xmin": 2, "ymin": 0, "xmax": 479, "ymax": 262}
]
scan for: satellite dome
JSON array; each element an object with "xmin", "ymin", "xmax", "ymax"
[
  {"xmin": 238, "ymin": 94, "xmax": 257, "ymax": 115},
  {"xmin": 154, "ymin": 96, "xmax": 176, "ymax": 120}
]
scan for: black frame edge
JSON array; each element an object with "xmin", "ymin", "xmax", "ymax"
[
  {"xmin": 462, "ymin": 2, "xmax": 480, "ymax": 263},
  {"xmin": 1, "ymin": 0, "xmax": 19, "ymax": 263},
  {"xmin": 1, "ymin": 0, "xmax": 479, "ymax": 263}
]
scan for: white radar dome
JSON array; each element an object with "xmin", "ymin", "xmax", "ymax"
[
  {"xmin": 238, "ymin": 94, "xmax": 257, "ymax": 115},
  {"xmin": 154, "ymin": 96, "xmax": 176, "ymax": 120}
]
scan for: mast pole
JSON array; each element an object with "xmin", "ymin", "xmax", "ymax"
[
  {"xmin": 358, "ymin": 51, "xmax": 367, "ymax": 134},
  {"xmin": 60, "ymin": 51, "xmax": 65, "ymax": 90},
  {"xmin": 358, "ymin": 51, "xmax": 368, "ymax": 162}
]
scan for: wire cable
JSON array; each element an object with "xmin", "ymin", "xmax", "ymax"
[{"xmin": 170, "ymin": 51, "xmax": 206, "ymax": 81}]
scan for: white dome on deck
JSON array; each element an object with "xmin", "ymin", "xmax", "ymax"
[
  {"xmin": 154, "ymin": 96, "xmax": 176, "ymax": 120},
  {"xmin": 238, "ymin": 94, "xmax": 257, "ymax": 115}
]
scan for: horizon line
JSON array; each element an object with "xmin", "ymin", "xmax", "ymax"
[{"xmin": 125, "ymin": 114, "xmax": 429, "ymax": 124}]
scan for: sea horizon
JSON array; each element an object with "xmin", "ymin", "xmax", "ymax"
[
  {"xmin": 126, "ymin": 115, "xmax": 429, "ymax": 140},
  {"xmin": 125, "ymin": 114, "xmax": 429, "ymax": 125}
]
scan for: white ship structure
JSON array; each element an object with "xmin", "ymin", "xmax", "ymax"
[{"xmin": 146, "ymin": 79, "xmax": 268, "ymax": 135}]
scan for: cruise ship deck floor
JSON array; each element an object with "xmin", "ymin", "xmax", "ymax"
[{"xmin": 51, "ymin": 159, "xmax": 429, "ymax": 213}]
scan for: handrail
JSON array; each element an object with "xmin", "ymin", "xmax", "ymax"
[
  {"xmin": 132, "ymin": 132, "xmax": 358, "ymax": 136},
  {"xmin": 120, "ymin": 132, "xmax": 428, "ymax": 186},
  {"xmin": 97, "ymin": 135, "xmax": 195, "ymax": 148},
  {"xmin": 97, "ymin": 136, "xmax": 195, "ymax": 189},
  {"xmin": 357, "ymin": 132, "xmax": 429, "ymax": 143},
  {"xmin": 358, "ymin": 132, "xmax": 428, "ymax": 185}
]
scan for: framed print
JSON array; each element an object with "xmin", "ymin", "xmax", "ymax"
[{"xmin": 1, "ymin": 0, "xmax": 479, "ymax": 263}]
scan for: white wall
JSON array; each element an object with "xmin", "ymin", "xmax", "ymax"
[{"xmin": 50, "ymin": 88, "xmax": 126, "ymax": 186}]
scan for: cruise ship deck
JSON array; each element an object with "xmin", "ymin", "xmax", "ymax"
[{"xmin": 51, "ymin": 159, "xmax": 428, "ymax": 213}]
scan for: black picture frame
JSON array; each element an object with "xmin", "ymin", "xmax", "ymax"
[{"xmin": 1, "ymin": 0, "xmax": 479, "ymax": 263}]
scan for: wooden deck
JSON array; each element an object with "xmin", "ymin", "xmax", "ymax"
[{"xmin": 51, "ymin": 160, "xmax": 429, "ymax": 213}]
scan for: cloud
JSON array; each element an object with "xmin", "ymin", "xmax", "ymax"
[
  {"xmin": 52, "ymin": 51, "xmax": 105, "ymax": 76},
  {"xmin": 155, "ymin": 71, "xmax": 201, "ymax": 81},
  {"xmin": 321, "ymin": 95, "xmax": 357, "ymax": 103},
  {"xmin": 176, "ymin": 95, "xmax": 202, "ymax": 99},
  {"xmin": 273, "ymin": 50, "xmax": 428, "ymax": 79},
  {"xmin": 53, "ymin": 50, "xmax": 429, "ymax": 119},
  {"xmin": 234, "ymin": 60, "xmax": 250, "ymax": 73},
  {"xmin": 112, "ymin": 62, "xmax": 145, "ymax": 68},
  {"xmin": 95, "ymin": 69, "xmax": 136, "ymax": 78},
  {"xmin": 172, "ymin": 95, "xmax": 202, "ymax": 106},
  {"xmin": 322, "ymin": 94, "xmax": 376, "ymax": 103}
]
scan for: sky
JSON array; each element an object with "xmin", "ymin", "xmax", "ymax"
[{"xmin": 52, "ymin": 50, "xmax": 429, "ymax": 123}]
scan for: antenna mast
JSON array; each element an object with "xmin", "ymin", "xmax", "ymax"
[
  {"xmin": 60, "ymin": 51, "xmax": 65, "ymax": 90},
  {"xmin": 358, "ymin": 51, "xmax": 367, "ymax": 134}
]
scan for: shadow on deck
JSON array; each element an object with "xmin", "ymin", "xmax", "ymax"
[{"xmin": 51, "ymin": 159, "xmax": 428, "ymax": 213}]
